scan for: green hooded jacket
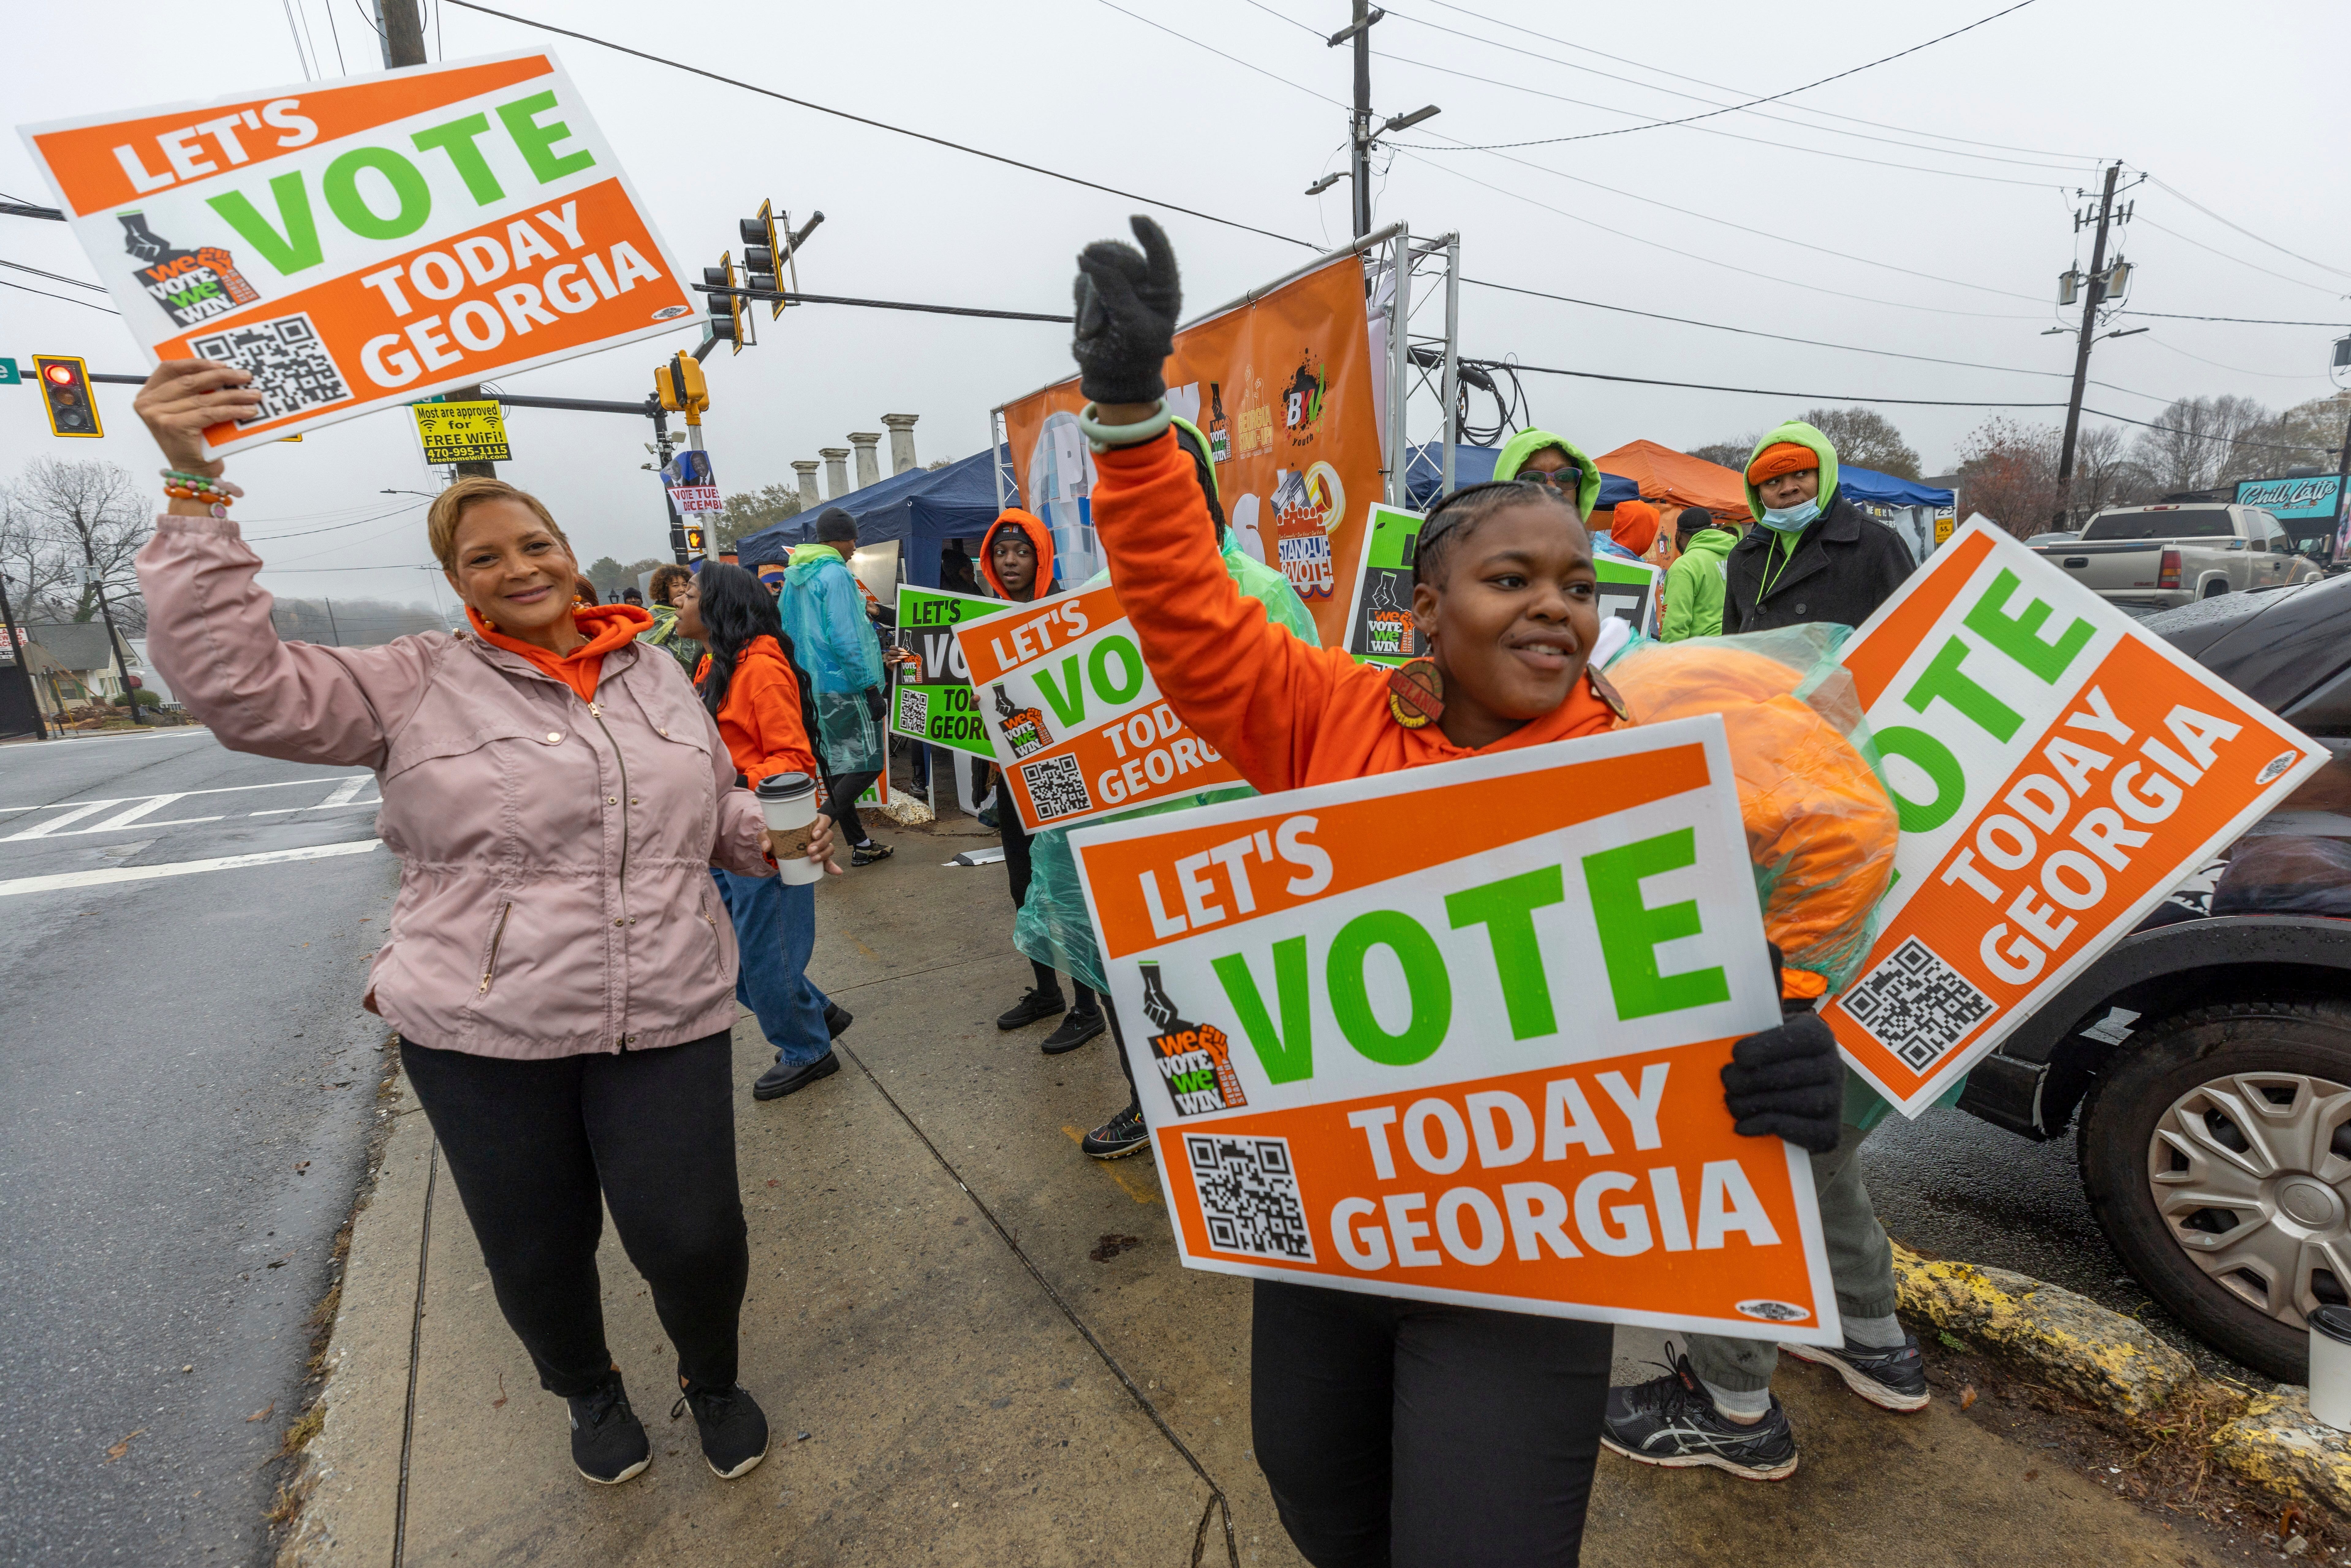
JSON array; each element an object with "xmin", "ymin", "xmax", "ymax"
[
  {"xmin": 1660, "ymin": 527, "xmax": 1736, "ymax": 642},
  {"xmin": 1740, "ymin": 419, "xmax": 1840, "ymax": 523},
  {"xmin": 1011, "ymin": 422, "xmax": 1319, "ymax": 996},
  {"xmin": 1491, "ymin": 428, "xmax": 1603, "ymax": 521}
]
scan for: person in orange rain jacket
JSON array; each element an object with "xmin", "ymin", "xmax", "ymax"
[
  {"xmin": 676, "ymin": 564, "xmax": 851, "ymax": 1104},
  {"xmin": 973, "ymin": 507, "xmax": 1113, "ymax": 1054},
  {"xmin": 1596, "ymin": 497, "xmax": 1660, "ymax": 564},
  {"xmin": 1066, "ymin": 216, "xmax": 1869, "ymax": 1566}
]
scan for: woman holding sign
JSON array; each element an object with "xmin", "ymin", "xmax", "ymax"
[
  {"xmin": 131, "ymin": 360, "xmax": 828, "ymax": 1490},
  {"xmin": 1060, "ymin": 219, "xmax": 1868, "ymax": 1564}
]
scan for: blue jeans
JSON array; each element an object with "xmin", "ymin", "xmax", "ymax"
[{"xmin": 711, "ymin": 869, "xmax": 832, "ymax": 1070}]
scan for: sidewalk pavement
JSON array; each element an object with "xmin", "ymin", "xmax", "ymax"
[{"xmin": 284, "ymin": 821, "xmax": 2224, "ymax": 1567}]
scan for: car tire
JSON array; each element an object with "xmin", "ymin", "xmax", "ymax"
[{"xmin": 2077, "ymin": 1000, "xmax": 2351, "ymax": 1382}]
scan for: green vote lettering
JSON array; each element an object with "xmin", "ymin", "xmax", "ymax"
[
  {"xmin": 1328, "ymin": 910, "xmax": 1451, "ymax": 1065},
  {"xmin": 1211, "ymin": 937, "xmax": 1314, "ymax": 1084},
  {"xmin": 410, "ymin": 112, "xmax": 507, "ymax": 205},
  {"xmin": 1873, "ymin": 724, "xmax": 1967, "ymax": 833},
  {"xmin": 323, "ymin": 146, "xmax": 432, "ymax": 241},
  {"xmin": 1962, "ymin": 568, "xmax": 2093, "ymax": 684},
  {"xmin": 1444, "ymin": 863, "xmax": 1564, "ymax": 1040},
  {"xmin": 496, "ymin": 91, "xmax": 596, "ymax": 183},
  {"xmin": 1034, "ymin": 656, "xmax": 1086, "ymax": 726},
  {"xmin": 1581, "ymin": 828, "xmax": 1729, "ymax": 1021},
  {"xmin": 206, "ymin": 172, "xmax": 322, "ymax": 274},
  {"xmin": 1904, "ymin": 635, "xmax": 2022, "ymax": 742},
  {"xmin": 1088, "ymin": 634, "xmax": 1146, "ymax": 706}
]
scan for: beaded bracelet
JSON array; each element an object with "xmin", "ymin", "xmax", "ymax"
[
  {"xmin": 160, "ymin": 467, "xmax": 242, "ymax": 517},
  {"xmin": 1075, "ymin": 398, "xmax": 1172, "ymax": 454}
]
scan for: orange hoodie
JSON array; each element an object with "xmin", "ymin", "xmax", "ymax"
[
  {"xmin": 1091, "ymin": 432, "xmax": 1619, "ymax": 792},
  {"xmin": 467, "ymin": 602, "xmax": 652, "ymax": 703},
  {"xmin": 979, "ymin": 508, "xmax": 1057, "ymax": 601},
  {"xmin": 696, "ymin": 634, "xmax": 820, "ymax": 787}
]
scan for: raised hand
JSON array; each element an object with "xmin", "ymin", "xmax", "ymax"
[
  {"xmin": 1071, "ymin": 215, "xmax": 1182, "ymax": 407},
  {"xmin": 133, "ymin": 360, "xmax": 264, "ymax": 478}
]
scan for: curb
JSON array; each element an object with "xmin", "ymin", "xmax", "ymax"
[{"xmin": 1891, "ymin": 1241, "xmax": 2351, "ymax": 1519}]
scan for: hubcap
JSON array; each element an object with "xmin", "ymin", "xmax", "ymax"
[{"xmin": 2147, "ymin": 1071, "xmax": 2351, "ymax": 1330}]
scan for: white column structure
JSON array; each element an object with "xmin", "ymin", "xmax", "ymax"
[
  {"xmin": 820, "ymin": 448, "xmax": 850, "ymax": 500},
  {"xmin": 881, "ymin": 413, "xmax": 920, "ymax": 475},
  {"xmin": 792, "ymin": 460, "xmax": 822, "ymax": 510},
  {"xmin": 849, "ymin": 432, "xmax": 882, "ymax": 490}
]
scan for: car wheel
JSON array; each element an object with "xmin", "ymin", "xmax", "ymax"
[{"xmin": 2078, "ymin": 1001, "xmax": 2351, "ymax": 1381}]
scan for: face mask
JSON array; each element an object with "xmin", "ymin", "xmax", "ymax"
[{"xmin": 1757, "ymin": 499, "xmax": 1821, "ymax": 534}]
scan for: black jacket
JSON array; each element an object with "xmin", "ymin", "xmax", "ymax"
[{"xmin": 1723, "ymin": 490, "xmax": 1917, "ymax": 635}]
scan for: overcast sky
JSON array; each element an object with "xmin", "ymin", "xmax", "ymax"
[{"xmin": 5, "ymin": 0, "xmax": 2345, "ymax": 611}]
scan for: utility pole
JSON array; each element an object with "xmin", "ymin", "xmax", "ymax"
[
  {"xmin": 378, "ymin": 0, "xmax": 494, "ymax": 478},
  {"xmin": 0, "ymin": 562, "xmax": 47, "ymax": 741},
  {"xmin": 1348, "ymin": 0, "xmax": 1373, "ymax": 242},
  {"xmin": 2054, "ymin": 161, "xmax": 2122, "ymax": 530},
  {"xmin": 73, "ymin": 517, "xmax": 140, "ymax": 726}
]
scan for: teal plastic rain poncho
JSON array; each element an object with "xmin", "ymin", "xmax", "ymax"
[
  {"xmin": 779, "ymin": 545, "xmax": 887, "ymax": 777},
  {"xmin": 1012, "ymin": 419, "xmax": 1320, "ymax": 994}
]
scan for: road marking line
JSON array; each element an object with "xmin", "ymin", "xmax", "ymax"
[
  {"xmin": 0, "ymin": 776, "xmax": 371, "ymax": 838},
  {"xmin": 0, "ymin": 839, "xmax": 382, "ymax": 897},
  {"xmin": 248, "ymin": 799, "xmax": 382, "ymax": 816}
]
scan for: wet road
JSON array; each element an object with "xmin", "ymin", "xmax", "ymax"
[{"xmin": 0, "ymin": 727, "xmax": 397, "ymax": 1566}]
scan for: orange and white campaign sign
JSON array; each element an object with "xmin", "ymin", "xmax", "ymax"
[
  {"xmin": 956, "ymin": 582, "xmax": 1247, "ymax": 833},
  {"xmin": 1066, "ymin": 719, "xmax": 1840, "ymax": 1340},
  {"xmin": 19, "ymin": 52, "xmax": 693, "ymax": 457},
  {"xmin": 1832, "ymin": 517, "xmax": 2329, "ymax": 1116}
]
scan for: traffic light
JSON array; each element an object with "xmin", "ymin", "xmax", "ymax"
[
  {"xmin": 741, "ymin": 201, "xmax": 786, "ymax": 320},
  {"xmin": 653, "ymin": 352, "xmax": 709, "ymax": 422},
  {"xmin": 667, "ymin": 522, "xmax": 707, "ymax": 565},
  {"xmin": 34, "ymin": 355, "xmax": 103, "ymax": 438},
  {"xmin": 703, "ymin": 252, "xmax": 748, "ymax": 354}
]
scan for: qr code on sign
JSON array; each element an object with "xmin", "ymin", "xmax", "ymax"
[
  {"xmin": 1021, "ymin": 754, "xmax": 1093, "ymax": 821},
  {"xmin": 188, "ymin": 313, "xmax": 352, "ymax": 426},
  {"xmin": 1185, "ymin": 1134, "xmax": 1315, "ymax": 1263},
  {"xmin": 1841, "ymin": 937, "xmax": 1997, "ymax": 1071},
  {"xmin": 895, "ymin": 686, "xmax": 927, "ymax": 737}
]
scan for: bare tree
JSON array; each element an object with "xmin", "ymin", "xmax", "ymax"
[
  {"xmin": 3, "ymin": 459, "xmax": 152, "ymax": 631},
  {"xmin": 2129, "ymin": 395, "xmax": 2276, "ymax": 495},
  {"xmin": 2071, "ymin": 424, "xmax": 2152, "ymax": 516},
  {"xmin": 1684, "ymin": 435, "xmax": 1762, "ymax": 471},
  {"xmin": 268, "ymin": 597, "xmax": 452, "ymax": 647},
  {"xmin": 1954, "ymin": 416, "xmax": 2062, "ymax": 537},
  {"xmin": 1799, "ymin": 406, "xmax": 1923, "ymax": 480}
]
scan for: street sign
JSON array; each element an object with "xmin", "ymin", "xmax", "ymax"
[{"xmin": 411, "ymin": 398, "xmax": 511, "ymax": 464}]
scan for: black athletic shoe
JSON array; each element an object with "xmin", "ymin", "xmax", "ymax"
[
  {"xmin": 1601, "ymin": 1351, "xmax": 1799, "ymax": 1482},
  {"xmin": 671, "ymin": 1381, "xmax": 768, "ymax": 1479},
  {"xmin": 850, "ymin": 840, "xmax": 894, "ymax": 867},
  {"xmin": 567, "ymin": 1371, "xmax": 651, "ymax": 1485},
  {"xmin": 1780, "ymin": 1333, "xmax": 1930, "ymax": 1412},
  {"xmin": 997, "ymin": 987, "xmax": 1066, "ymax": 1030},
  {"xmin": 1040, "ymin": 1008, "xmax": 1106, "ymax": 1055},
  {"xmin": 1081, "ymin": 1104, "xmax": 1150, "ymax": 1160},
  {"xmin": 753, "ymin": 1051, "xmax": 839, "ymax": 1101},
  {"xmin": 824, "ymin": 1002, "xmax": 854, "ymax": 1039}
]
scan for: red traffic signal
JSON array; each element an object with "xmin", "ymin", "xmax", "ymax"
[{"xmin": 33, "ymin": 355, "xmax": 103, "ymax": 438}]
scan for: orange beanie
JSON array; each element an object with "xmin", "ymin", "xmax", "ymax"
[
  {"xmin": 1745, "ymin": 442, "xmax": 1818, "ymax": 484},
  {"xmin": 1610, "ymin": 499, "xmax": 1660, "ymax": 557}
]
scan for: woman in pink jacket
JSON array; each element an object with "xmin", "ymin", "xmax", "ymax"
[{"xmin": 131, "ymin": 359, "xmax": 831, "ymax": 1489}]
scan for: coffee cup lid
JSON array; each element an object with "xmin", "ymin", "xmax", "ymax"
[
  {"xmin": 755, "ymin": 771, "xmax": 816, "ymax": 800},
  {"xmin": 2312, "ymin": 1305, "xmax": 2351, "ymax": 1347}
]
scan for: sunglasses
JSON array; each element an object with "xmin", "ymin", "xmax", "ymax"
[{"xmin": 1514, "ymin": 467, "xmax": 1580, "ymax": 491}]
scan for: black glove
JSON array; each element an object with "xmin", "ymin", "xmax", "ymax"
[
  {"xmin": 862, "ymin": 686, "xmax": 886, "ymax": 721},
  {"xmin": 1719, "ymin": 945, "xmax": 1844, "ymax": 1155},
  {"xmin": 1072, "ymin": 215, "xmax": 1181, "ymax": 406}
]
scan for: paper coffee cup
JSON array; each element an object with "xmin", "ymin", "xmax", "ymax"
[{"xmin": 755, "ymin": 773, "xmax": 825, "ymax": 884}]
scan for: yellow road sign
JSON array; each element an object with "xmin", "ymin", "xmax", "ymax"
[{"xmin": 412, "ymin": 400, "xmax": 512, "ymax": 464}]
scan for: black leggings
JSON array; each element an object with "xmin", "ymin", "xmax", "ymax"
[
  {"xmin": 999, "ymin": 807, "xmax": 1097, "ymax": 1013},
  {"xmin": 1251, "ymin": 1279, "xmax": 1612, "ymax": 1568},
  {"xmin": 400, "ymin": 1032, "xmax": 748, "ymax": 1399},
  {"xmin": 826, "ymin": 769, "xmax": 879, "ymax": 844}
]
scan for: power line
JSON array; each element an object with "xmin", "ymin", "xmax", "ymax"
[
  {"xmin": 2080, "ymin": 406, "xmax": 2342, "ymax": 456},
  {"xmin": 2135, "ymin": 215, "xmax": 2349, "ymax": 298},
  {"xmin": 2138, "ymin": 336, "xmax": 2333, "ymax": 383},
  {"xmin": 1092, "ymin": 0, "xmax": 1345, "ymax": 108},
  {"xmin": 2121, "ymin": 309, "xmax": 2351, "ymax": 327},
  {"xmin": 1475, "ymin": 357, "xmax": 2065, "ymax": 407},
  {"xmin": 2148, "ymin": 177, "xmax": 2351, "ymax": 284},
  {"xmin": 0, "ymin": 276, "xmax": 119, "ymax": 314},
  {"xmin": 441, "ymin": 0, "xmax": 1315, "ymax": 249},
  {"xmin": 0, "ymin": 258, "xmax": 107, "ymax": 293},
  {"xmin": 1389, "ymin": 0, "xmax": 2041, "ymax": 152}
]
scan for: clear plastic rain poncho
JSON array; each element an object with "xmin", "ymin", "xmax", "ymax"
[
  {"xmin": 1013, "ymin": 531, "xmax": 1320, "ymax": 996},
  {"xmin": 779, "ymin": 546, "xmax": 887, "ymax": 777},
  {"xmin": 1603, "ymin": 623, "xmax": 1900, "ymax": 1001}
]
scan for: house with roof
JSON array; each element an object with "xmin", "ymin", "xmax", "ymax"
[{"xmin": 21, "ymin": 622, "xmax": 142, "ymax": 717}]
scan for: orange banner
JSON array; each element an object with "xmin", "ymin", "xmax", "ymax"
[
  {"xmin": 1829, "ymin": 517, "xmax": 2329, "ymax": 1114},
  {"xmin": 18, "ymin": 52, "xmax": 693, "ymax": 457},
  {"xmin": 1066, "ymin": 718, "xmax": 1840, "ymax": 1337},
  {"xmin": 1000, "ymin": 255, "xmax": 1382, "ymax": 649}
]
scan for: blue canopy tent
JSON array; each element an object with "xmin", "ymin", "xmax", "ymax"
[
  {"xmin": 1838, "ymin": 464, "xmax": 1956, "ymax": 564},
  {"xmin": 736, "ymin": 444, "xmax": 1010, "ymax": 588},
  {"xmin": 1403, "ymin": 441, "xmax": 1640, "ymax": 511}
]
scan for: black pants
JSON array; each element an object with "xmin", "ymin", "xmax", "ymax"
[
  {"xmin": 400, "ymin": 1032, "xmax": 749, "ymax": 1399},
  {"xmin": 1251, "ymin": 1279, "xmax": 1611, "ymax": 1568},
  {"xmin": 827, "ymin": 769, "xmax": 879, "ymax": 844},
  {"xmin": 999, "ymin": 809, "xmax": 1096, "ymax": 1013}
]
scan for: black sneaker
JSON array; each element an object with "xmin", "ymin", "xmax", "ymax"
[
  {"xmin": 753, "ymin": 1051, "xmax": 839, "ymax": 1101},
  {"xmin": 1081, "ymin": 1104, "xmax": 1150, "ymax": 1160},
  {"xmin": 824, "ymin": 1002, "xmax": 853, "ymax": 1039},
  {"xmin": 1040, "ymin": 1008, "xmax": 1105, "ymax": 1056},
  {"xmin": 567, "ymin": 1371, "xmax": 651, "ymax": 1485},
  {"xmin": 997, "ymin": 987, "xmax": 1066, "ymax": 1030},
  {"xmin": 1781, "ymin": 1333, "xmax": 1930, "ymax": 1412},
  {"xmin": 671, "ymin": 1381, "xmax": 768, "ymax": 1479},
  {"xmin": 1600, "ymin": 1351, "xmax": 1799, "ymax": 1482},
  {"xmin": 850, "ymin": 840, "xmax": 894, "ymax": 866}
]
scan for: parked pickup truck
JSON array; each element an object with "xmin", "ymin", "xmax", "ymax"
[{"xmin": 2036, "ymin": 502, "xmax": 2323, "ymax": 609}]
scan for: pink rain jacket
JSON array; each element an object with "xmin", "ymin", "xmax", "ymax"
[{"xmin": 137, "ymin": 516, "xmax": 774, "ymax": 1060}]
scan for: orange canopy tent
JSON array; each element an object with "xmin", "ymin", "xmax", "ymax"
[{"xmin": 1593, "ymin": 440, "xmax": 1750, "ymax": 525}]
